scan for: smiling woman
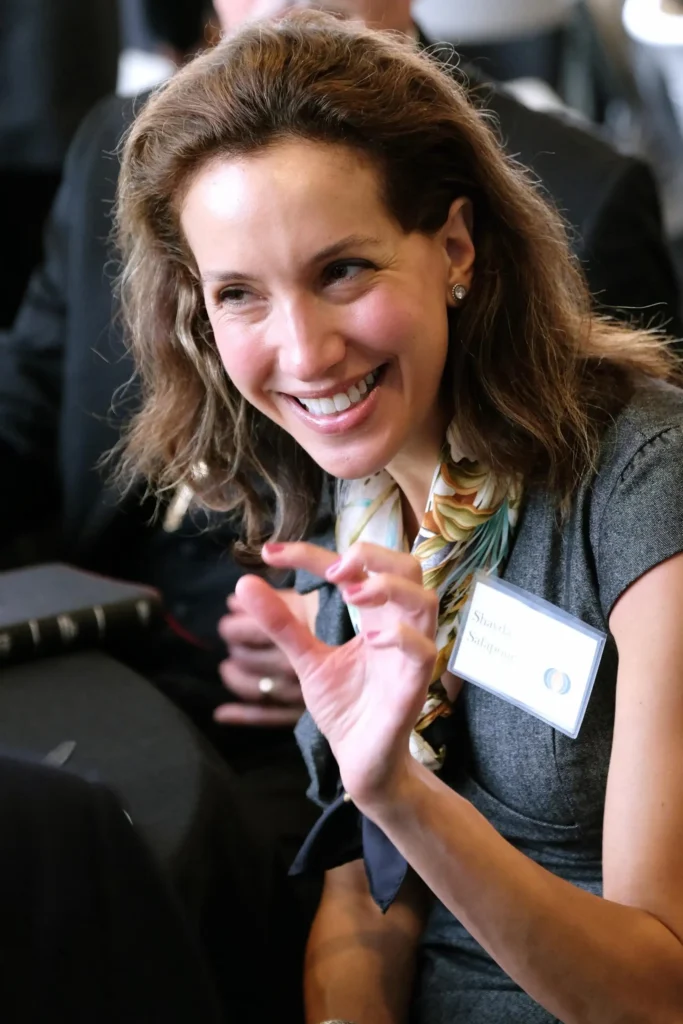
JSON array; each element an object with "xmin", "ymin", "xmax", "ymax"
[
  {"xmin": 115, "ymin": 11, "xmax": 670, "ymax": 558},
  {"xmin": 115, "ymin": 11, "xmax": 683, "ymax": 1024}
]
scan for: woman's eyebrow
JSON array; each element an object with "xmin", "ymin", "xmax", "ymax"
[
  {"xmin": 309, "ymin": 234, "xmax": 382, "ymax": 263},
  {"xmin": 200, "ymin": 234, "xmax": 382, "ymax": 285},
  {"xmin": 201, "ymin": 269, "xmax": 252, "ymax": 285}
]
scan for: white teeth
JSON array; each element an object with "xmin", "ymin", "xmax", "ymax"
[
  {"xmin": 297, "ymin": 369, "xmax": 379, "ymax": 416},
  {"xmin": 333, "ymin": 393, "xmax": 351, "ymax": 412}
]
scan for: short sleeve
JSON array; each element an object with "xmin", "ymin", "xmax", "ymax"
[{"xmin": 597, "ymin": 425, "xmax": 683, "ymax": 617}]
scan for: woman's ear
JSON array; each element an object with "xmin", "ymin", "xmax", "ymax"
[{"xmin": 440, "ymin": 197, "xmax": 475, "ymax": 299}]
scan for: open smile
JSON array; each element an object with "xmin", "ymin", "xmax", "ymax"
[{"xmin": 281, "ymin": 364, "xmax": 387, "ymax": 435}]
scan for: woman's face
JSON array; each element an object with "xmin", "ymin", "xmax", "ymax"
[{"xmin": 181, "ymin": 140, "xmax": 474, "ymax": 481}]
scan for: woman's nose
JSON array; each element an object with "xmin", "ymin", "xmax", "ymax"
[{"xmin": 275, "ymin": 298, "xmax": 346, "ymax": 381}]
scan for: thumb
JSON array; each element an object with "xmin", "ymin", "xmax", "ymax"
[{"xmin": 234, "ymin": 575, "xmax": 324, "ymax": 676}]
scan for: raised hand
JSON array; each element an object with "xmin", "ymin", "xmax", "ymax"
[{"xmin": 234, "ymin": 541, "xmax": 438, "ymax": 804}]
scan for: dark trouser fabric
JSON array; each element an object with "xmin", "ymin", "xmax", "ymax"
[
  {"xmin": 152, "ymin": 670, "xmax": 324, "ymax": 1023},
  {"xmin": 149, "ymin": 652, "xmax": 322, "ymax": 860},
  {"xmin": 0, "ymin": 755, "xmax": 222, "ymax": 1023},
  {"xmin": 167, "ymin": 732, "xmax": 321, "ymax": 1024},
  {"xmin": 0, "ymin": 650, "xmax": 322, "ymax": 1024}
]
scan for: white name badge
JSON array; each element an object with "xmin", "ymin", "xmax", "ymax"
[{"xmin": 448, "ymin": 573, "xmax": 606, "ymax": 738}]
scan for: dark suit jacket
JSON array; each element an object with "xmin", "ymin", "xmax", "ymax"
[
  {"xmin": 0, "ymin": 77, "xmax": 680, "ymax": 569},
  {"xmin": 0, "ymin": 0, "xmax": 120, "ymax": 170},
  {"xmin": 466, "ymin": 78, "xmax": 682, "ymax": 331}
]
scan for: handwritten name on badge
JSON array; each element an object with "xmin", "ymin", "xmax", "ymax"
[{"xmin": 449, "ymin": 574, "xmax": 606, "ymax": 738}]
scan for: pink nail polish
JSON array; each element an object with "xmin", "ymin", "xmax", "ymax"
[
  {"xmin": 325, "ymin": 558, "xmax": 343, "ymax": 579},
  {"xmin": 263, "ymin": 542, "xmax": 285, "ymax": 555},
  {"xmin": 343, "ymin": 582, "xmax": 363, "ymax": 598},
  {"xmin": 365, "ymin": 630, "xmax": 381, "ymax": 641}
]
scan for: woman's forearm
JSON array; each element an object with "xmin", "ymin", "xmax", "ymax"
[
  {"xmin": 304, "ymin": 861, "xmax": 426, "ymax": 1024},
  {"xmin": 360, "ymin": 763, "xmax": 683, "ymax": 1024}
]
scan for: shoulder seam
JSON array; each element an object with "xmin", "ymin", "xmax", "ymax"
[{"xmin": 595, "ymin": 423, "xmax": 683, "ymax": 568}]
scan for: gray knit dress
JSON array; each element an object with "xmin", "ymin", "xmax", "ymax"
[{"xmin": 294, "ymin": 379, "xmax": 683, "ymax": 1023}]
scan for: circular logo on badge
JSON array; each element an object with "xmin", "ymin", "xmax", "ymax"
[{"xmin": 544, "ymin": 668, "xmax": 571, "ymax": 695}]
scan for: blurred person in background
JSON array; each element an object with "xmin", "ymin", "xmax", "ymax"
[
  {"xmin": 413, "ymin": 0, "xmax": 580, "ymax": 89},
  {"xmin": 623, "ymin": 0, "xmax": 683, "ymax": 287},
  {"xmin": 413, "ymin": 0, "xmax": 628, "ymax": 125},
  {"xmin": 135, "ymin": 0, "xmax": 213, "ymax": 61},
  {"xmin": 0, "ymin": 0, "xmax": 679, "ymax": 875},
  {"xmin": 0, "ymin": 0, "xmax": 120, "ymax": 327},
  {"xmin": 117, "ymin": 0, "xmax": 217, "ymax": 96},
  {"xmin": 0, "ymin": 0, "xmax": 319, "ymax": 873},
  {"xmin": 0, "ymin": 6, "xmax": 318, "ymax": 1020}
]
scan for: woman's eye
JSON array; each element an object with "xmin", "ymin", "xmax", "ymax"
[
  {"xmin": 323, "ymin": 260, "xmax": 373, "ymax": 286},
  {"xmin": 217, "ymin": 286, "xmax": 251, "ymax": 305}
]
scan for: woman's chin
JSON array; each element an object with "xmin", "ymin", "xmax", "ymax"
[{"xmin": 308, "ymin": 443, "xmax": 401, "ymax": 482}]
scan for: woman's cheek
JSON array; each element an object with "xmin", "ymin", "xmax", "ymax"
[
  {"xmin": 214, "ymin": 328, "xmax": 257, "ymax": 392},
  {"xmin": 349, "ymin": 291, "xmax": 420, "ymax": 356}
]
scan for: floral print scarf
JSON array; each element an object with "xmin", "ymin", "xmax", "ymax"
[{"xmin": 336, "ymin": 422, "xmax": 522, "ymax": 770}]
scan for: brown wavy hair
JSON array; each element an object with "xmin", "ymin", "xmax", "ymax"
[{"xmin": 115, "ymin": 11, "xmax": 677, "ymax": 561}]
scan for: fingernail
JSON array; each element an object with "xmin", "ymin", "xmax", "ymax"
[
  {"xmin": 325, "ymin": 558, "xmax": 343, "ymax": 579},
  {"xmin": 263, "ymin": 542, "xmax": 285, "ymax": 555},
  {"xmin": 365, "ymin": 630, "xmax": 381, "ymax": 641},
  {"xmin": 343, "ymin": 582, "xmax": 363, "ymax": 598}
]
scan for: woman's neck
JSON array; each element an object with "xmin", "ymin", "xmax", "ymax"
[
  {"xmin": 387, "ymin": 442, "xmax": 442, "ymax": 546},
  {"xmin": 384, "ymin": 404, "xmax": 450, "ymax": 545}
]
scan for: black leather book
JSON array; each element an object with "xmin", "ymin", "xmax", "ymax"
[{"xmin": 0, "ymin": 564, "xmax": 162, "ymax": 667}]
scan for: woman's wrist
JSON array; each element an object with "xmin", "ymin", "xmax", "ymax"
[{"xmin": 349, "ymin": 752, "xmax": 428, "ymax": 824}]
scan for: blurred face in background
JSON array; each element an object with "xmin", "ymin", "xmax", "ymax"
[{"xmin": 212, "ymin": 0, "xmax": 414, "ymax": 34}]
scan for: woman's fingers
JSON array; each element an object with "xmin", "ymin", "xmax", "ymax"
[
  {"xmin": 262, "ymin": 541, "xmax": 339, "ymax": 578},
  {"xmin": 365, "ymin": 622, "xmax": 437, "ymax": 674},
  {"xmin": 234, "ymin": 574, "xmax": 324, "ymax": 677},
  {"xmin": 218, "ymin": 657, "xmax": 302, "ymax": 705},
  {"xmin": 218, "ymin": 611, "xmax": 273, "ymax": 648},
  {"xmin": 326, "ymin": 541, "xmax": 423, "ymax": 586},
  {"xmin": 213, "ymin": 702, "xmax": 302, "ymax": 728},
  {"xmin": 340, "ymin": 572, "xmax": 438, "ymax": 630},
  {"xmin": 261, "ymin": 540, "xmax": 424, "ymax": 590},
  {"xmin": 221, "ymin": 588, "xmax": 313, "ymax": 648},
  {"xmin": 225, "ymin": 641, "xmax": 300, "ymax": 677}
]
